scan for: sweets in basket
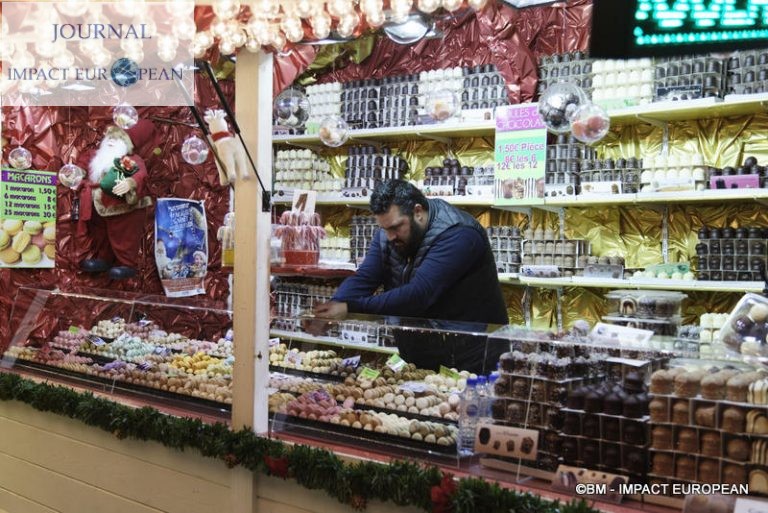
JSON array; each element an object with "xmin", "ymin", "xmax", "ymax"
[{"xmin": 274, "ymin": 210, "xmax": 326, "ymax": 266}]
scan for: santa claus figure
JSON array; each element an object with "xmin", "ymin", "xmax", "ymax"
[{"xmin": 76, "ymin": 119, "xmax": 155, "ymax": 280}]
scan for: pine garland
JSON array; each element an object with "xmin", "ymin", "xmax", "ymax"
[{"xmin": 0, "ymin": 373, "xmax": 601, "ymax": 513}]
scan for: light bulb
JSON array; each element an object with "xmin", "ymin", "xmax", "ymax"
[
  {"xmin": 165, "ymin": 0, "xmax": 195, "ymax": 17},
  {"xmin": 366, "ymin": 8, "xmax": 385, "ymax": 27},
  {"xmin": 92, "ymin": 47, "xmax": 112, "ymax": 67},
  {"xmin": 247, "ymin": 18, "xmax": 272, "ymax": 45},
  {"xmin": 250, "ymin": 0, "xmax": 280, "ymax": 19},
  {"xmin": 120, "ymin": 38, "xmax": 143, "ymax": 54},
  {"xmin": 213, "ymin": 0, "xmax": 242, "ymax": 20},
  {"xmin": 158, "ymin": 47, "xmax": 177, "ymax": 62},
  {"xmin": 13, "ymin": 49, "xmax": 35, "ymax": 69},
  {"xmin": 294, "ymin": 0, "xmax": 317, "ymax": 18},
  {"xmin": 193, "ymin": 30, "xmax": 215, "ymax": 50},
  {"xmin": 271, "ymin": 30, "xmax": 286, "ymax": 52},
  {"xmin": 230, "ymin": 27, "xmax": 247, "ymax": 47},
  {"xmin": 390, "ymin": 0, "xmax": 413, "ymax": 22},
  {"xmin": 442, "ymin": 0, "xmax": 462, "ymax": 11},
  {"xmin": 192, "ymin": 43, "xmax": 207, "ymax": 58},
  {"xmin": 281, "ymin": 16, "xmax": 304, "ymax": 43},
  {"xmin": 219, "ymin": 39, "xmax": 237, "ymax": 55},
  {"xmin": 35, "ymin": 40, "xmax": 57, "ymax": 59},
  {"xmin": 336, "ymin": 11, "xmax": 359, "ymax": 37},
  {"xmin": 467, "ymin": 0, "xmax": 488, "ymax": 10},
  {"xmin": 210, "ymin": 17, "xmax": 228, "ymax": 37},
  {"xmin": 57, "ymin": 0, "xmax": 88, "ymax": 17},
  {"xmin": 328, "ymin": 0, "xmax": 352, "ymax": 17},
  {"xmin": 52, "ymin": 49, "xmax": 74, "ymax": 68},
  {"xmin": 126, "ymin": 47, "xmax": 144, "ymax": 63},
  {"xmin": 114, "ymin": 0, "xmax": 142, "ymax": 17},
  {"xmin": 157, "ymin": 34, "xmax": 179, "ymax": 53},
  {"xmin": 245, "ymin": 38, "xmax": 261, "ymax": 52},
  {"xmin": 0, "ymin": 40, "xmax": 15, "ymax": 61},
  {"xmin": 417, "ymin": 0, "xmax": 440, "ymax": 13},
  {"xmin": 310, "ymin": 12, "xmax": 331, "ymax": 39},
  {"xmin": 173, "ymin": 18, "xmax": 197, "ymax": 40}
]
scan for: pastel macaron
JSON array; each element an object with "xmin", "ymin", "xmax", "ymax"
[
  {"xmin": 0, "ymin": 231, "xmax": 9, "ymax": 251},
  {"xmin": 44, "ymin": 244, "xmax": 55, "ymax": 260},
  {"xmin": 23, "ymin": 220, "xmax": 43, "ymax": 235},
  {"xmin": 11, "ymin": 231, "xmax": 31, "ymax": 253},
  {"xmin": 21, "ymin": 245, "xmax": 42, "ymax": 264},
  {"xmin": 2, "ymin": 219, "xmax": 23, "ymax": 236},
  {"xmin": 43, "ymin": 226, "xmax": 56, "ymax": 242},
  {"xmin": 0, "ymin": 248, "xmax": 20, "ymax": 264}
]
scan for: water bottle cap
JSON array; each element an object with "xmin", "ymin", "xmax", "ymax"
[
  {"xmin": 466, "ymin": 377, "xmax": 478, "ymax": 386},
  {"xmin": 489, "ymin": 372, "xmax": 500, "ymax": 383},
  {"xmin": 477, "ymin": 376, "xmax": 487, "ymax": 385}
]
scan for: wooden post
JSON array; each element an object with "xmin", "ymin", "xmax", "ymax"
[{"xmin": 231, "ymin": 50, "xmax": 273, "ymax": 513}]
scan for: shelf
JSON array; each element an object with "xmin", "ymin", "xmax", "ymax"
[
  {"xmin": 524, "ymin": 189, "xmax": 768, "ymax": 209},
  {"xmin": 273, "ymin": 194, "xmax": 494, "ymax": 208},
  {"xmin": 273, "ymin": 119, "xmax": 497, "ymax": 146},
  {"xmin": 270, "ymin": 329, "xmax": 398, "ymax": 354},
  {"xmin": 271, "ymin": 265, "xmax": 356, "ymax": 278},
  {"xmin": 608, "ymin": 95, "xmax": 768, "ymax": 125},
  {"xmin": 504, "ymin": 275, "xmax": 764, "ymax": 293}
]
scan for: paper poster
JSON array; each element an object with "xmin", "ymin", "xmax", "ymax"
[
  {"xmin": 493, "ymin": 104, "xmax": 547, "ymax": 206},
  {"xmin": 0, "ymin": 168, "xmax": 57, "ymax": 268},
  {"xmin": 154, "ymin": 198, "xmax": 208, "ymax": 297}
]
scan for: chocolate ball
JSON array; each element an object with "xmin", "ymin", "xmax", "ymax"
[{"xmin": 733, "ymin": 315, "xmax": 755, "ymax": 334}]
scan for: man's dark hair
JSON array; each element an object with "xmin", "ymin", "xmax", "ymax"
[{"xmin": 370, "ymin": 179, "xmax": 429, "ymax": 216}]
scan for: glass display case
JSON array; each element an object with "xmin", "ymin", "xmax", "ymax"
[
  {"xmin": 269, "ymin": 313, "xmax": 507, "ymax": 462},
  {"xmin": 3, "ymin": 286, "xmax": 233, "ymax": 419}
]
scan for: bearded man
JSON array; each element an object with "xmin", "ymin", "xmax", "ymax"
[
  {"xmin": 76, "ymin": 119, "xmax": 155, "ymax": 280},
  {"xmin": 312, "ymin": 179, "xmax": 508, "ymax": 373}
]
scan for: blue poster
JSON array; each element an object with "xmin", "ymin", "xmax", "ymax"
[{"xmin": 154, "ymin": 198, "xmax": 208, "ymax": 297}]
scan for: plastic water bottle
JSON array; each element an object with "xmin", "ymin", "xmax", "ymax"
[
  {"xmin": 477, "ymin": 375, "xmax": 489, "ymax": 419},
  {"xmin": 459, "ymin": 377, "xmax": 480, "ymax": 455},
  {"xmin": 487, "ymin": 372, "xmax": 500, "ymax": 416}
]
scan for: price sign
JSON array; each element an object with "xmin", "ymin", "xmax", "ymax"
[
  {"xmin": 341, "ymin": 355, "xmax": 361, "ymax": 368},
  {"xmin": 493, "ymin": 105, "xmax": 546, "ymax": 207},
  {"xmin": 439, "ymin": 366, "xmax": 461, "ymax": 380},
  {"xmin": 268, "ymin": 337, "xmax": 280, "ymax": 348},
  {"xmin": 386, "ymin": 354, "xmax": 406, "ymax": 372},
  {"xmin": 0, "ymin": 170, "xmax": 58, "ymax": 267},
  {"xmin": 359, "ymin": 367, "xmax": 381, "ymax": 380},
  {"xmin": 399, "ymin": 381, "xmax": 434, "ymax": 394},
  {"xmin": 87, "ymin": 335, "xmax": 106, "ymax": 347},
  {"xmin": 286, "ymin": 351, "xmax": 303, "ymax": 366}
]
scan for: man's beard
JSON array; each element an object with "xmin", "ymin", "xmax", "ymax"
[
  {"xmin": 89, "ymin": 140, "xmax": 128, "ymax": 183},
  {"xmin": 393, "ymin": 217, "xmax": 426, "ymax": 258}
]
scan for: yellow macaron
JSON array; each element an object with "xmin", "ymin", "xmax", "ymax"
[
  {"xmin": 11, "ymin": 231, "xmax": 31, "ymax": 253},
  {"xmin": 0, "ymin": 230, "xmax": 9, "ymax": 251},
  {"xmin": 44, "ymin": 244, "xmax": 55, "ymax": 260},
  {"xmin": 2, "ymin": 219, "xmax": 23, "ymax": 236},
  {"xmin": 21, "ymin": 245, "xmax": 41, "ymax": 264},
  {"xmin": 23, "ymin": 220, "xmax": 43, "ymax": 235},
  {"xmin": 0, "ymin": 248, "xmax": 20, "ymax": 264}
]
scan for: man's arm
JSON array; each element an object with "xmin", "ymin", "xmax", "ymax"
[
  {"xmin": 346, "ymin": 226, "xmax": 485, "ymax": 316},
  {"xmin": 331, "ymin": 229, "xmax": 386, "ymax": 302}
]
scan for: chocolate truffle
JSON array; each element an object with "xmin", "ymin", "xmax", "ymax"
[
  {"xmin": 584, "ymin": 389, "xmax": 604, "ymax": 413},
  {"xmin": 650, "ymin": 398, "xmax": 669, "ymax": 422},
  {"xmin": 604, "ymin": 391, "xmax": 624, "ymax": 415},
  {"xmin": 727, "ymin": 438, "xmax": 750, "ymax": 461},
  {"xmin": 491, "ymin": 398, "xmax": 508, "ymax": 420},
  {"xmin": 624, "ymin": 371, "xmax": 645, "ymax": 393},
  {"xmin": 652, "ymin": 453, "xmax": 673, "ymax": 475},
  {"xmin": 672, "ymin": 400, "xmax": 690, "ymax": 424},
  {"xmin": 507, "ymin": 402, "xmax": 525, "ymax": 423},
  {"xmin": 652, "ymin": 426, "xmax": 673, "ymax": 450},
  {"xmin": 603, "ymin": 417, "xmax": 620, "ymax": 441},
  {"xmin": 695, "ymin": 405, "xmax": 717, "ymax": 428},
  {"xmin": 722, "ymin": 407, "xmax": 746, "ymax": 432},
  {"xmin": 723, "ymin": 463, "xmax": 747, "ymax": 486},
  {"xmin": 583, "ymin": 415, "xmax": 600, "ymax": 438},
  {"xmin": 676, "ymin": 456, "xmax": 696, "ymax": 481},
  {"xmin": 581, "ymin": 441, "xmax": 600, "ymax": 466},
  {"xmin": 700, "ymin": 431, "xmax": 721, "ymax": 457},
  {"xmin": 623, "ymin": 421, "xmax": 646, "ymax": 445},
  {"xmin": 498, "ymin": 352, "xmax": 515, "ymax": 371},
  {"xmin": 699, "ymin": 459, "xmax": 720, "ymax": 484},
  {"xmin": 603, "ymin": 444, "xmax": 621, "ymax": 468},
  {"xmin": 625, "ymin": 448, "xmax": 647, "ymax": 474},
  {"xmin": 563, "ymin": 412, "xmax": 581, "ymax": 435},
  {"xmin": 567, "ymin": 386, "xmax": 588, "ymax": 410},
  {"xmin": 677, "ymin": 428, "xmax": 698, "ymax": 453},
  {"xmin": 623, "ymin": 394, "xmax": 646, "ymax": 418}
]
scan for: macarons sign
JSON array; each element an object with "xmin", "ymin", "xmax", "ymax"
[{"xmin": 0, "ymin": 169, "xmax": 57, "ymax": 268}]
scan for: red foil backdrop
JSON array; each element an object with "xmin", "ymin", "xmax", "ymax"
[
  {"xmin": 0, "ymin": 74, "xmax": 234, "ymax": 351},
  {"xmin": 272, "ymin": 0, "xmax": 593, "ymax": 100}
]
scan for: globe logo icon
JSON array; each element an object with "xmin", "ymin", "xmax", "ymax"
[{"xmin": 111, "ymin": 58, "xmax": 139, "ymax": 87}]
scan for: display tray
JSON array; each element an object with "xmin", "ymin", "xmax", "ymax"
[
  {"xmin": 11, "ymin": 358, "xmax": 231, "ymax": 414},
  {"xmin": 269, "ymin": 412, "xmax": 459, "ymax": 457},
  {"xmin": 268, "ymin": 365, "xmax": 346, "ymax": 383}
]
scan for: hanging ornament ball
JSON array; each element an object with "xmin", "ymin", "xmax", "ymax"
[
  {"xmin": 570, "ymin": 102, "xmax": 611, "ymax": 144},
  {"xmin": 318, "ymin": 115, "xmax": 350, "ymax": 147},
  {"xmin": 181, "ymin": 135, "xmax": 209, "ymax": 165},
  {"xmin": 113, "ymin": 103, "xmax": 139, "ymax": 130},
  {"xmin": 426, "ymin": 89, "xmax": 459, "ymax": 122},
  {"xmin": 273, "ymin": 89, "xmax": 310, "ymax": 128},
  {"xmin": 9, "ymin": 147, "xmax": 32, "ymax": 170},
  {"xmin": 58, "ymin": 163, "xmax": 85, "ymax": 189},
  {"xmin": 537, "ymin": 82, "xmax": 588, "ymax": 134}
]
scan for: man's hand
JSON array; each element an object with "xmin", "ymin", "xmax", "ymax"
[
  {"xmin": 313, "ymin": 300, "xmax": 348, "ymax": 319},
  {"xmin": 112, "ymin": 179, "xmax": 132, "ymax": 196}
]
